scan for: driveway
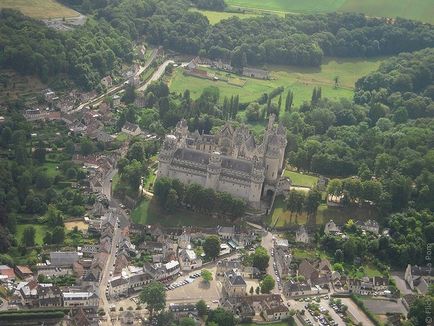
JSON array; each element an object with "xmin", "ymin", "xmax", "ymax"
[{"xmin": 341, "ymin": 298, "xmax": 375, "ymax": 326}]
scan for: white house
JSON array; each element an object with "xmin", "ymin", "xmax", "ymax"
[
  {"xmin": 62, "ymin": 292, "xmax": 98, "ymax": 307},
  {"xmin": 179, "ymin": 249, "xmax": 202, "ymax": 271},
  {"xmin": 122, "ymin": 122, "xmax": 141, "ymax": 136}
]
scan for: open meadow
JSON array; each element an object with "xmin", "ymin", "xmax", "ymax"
[
  {"xmin": 189, "ymin": 8, "xmax": 259, "ymax": 24},
  {"xmin": 169, "ymin": 57, "xmax": 382, "ymax": 107},
  {"xmin": 0, "ymin": 0, "xmax": 80, "ymax": 19},
  {"xmin": 225, "ymin": 0, "xmax": 434, "ymax": 23}
]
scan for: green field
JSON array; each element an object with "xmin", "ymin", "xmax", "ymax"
[
  {"xmin": 131, "ymin": 199, "xmax": 232, "ymax": 227},
  {"xmin": 16, "ymin": 224, "xmax": 48, "ymax": 246},
  {"xmin": 190, "ymin": 8, "xmax": 259, "ymax": 24},
  {"xmin": 267, "ymin": 196, "xmax": 379, "ymax": 227},
  {"xmin": 225, "ymin": 0, "xmax": 434, "ymax": 23},
  {"xmin": 169, "ymin": 57, "xmax": 382, "ymax": 107},
  {"xmin": 284, "ymin": 170, "xmax": 318, "ymax": 188},
  {"xmin": 0, "ymin": 0, "xmax": 80, "ymax": 19},
  {"xmin": 226, "ymin": 0, "xmax": 345, "ymax": 14}
]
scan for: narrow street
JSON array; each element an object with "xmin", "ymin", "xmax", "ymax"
[{"xmin": 99, "ymin": 214, "xmax": 122, "ymax": 323}]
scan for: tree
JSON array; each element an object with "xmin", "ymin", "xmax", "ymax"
[
  {"xmin": 139, "ymin": 281, "xmax": 166, "ymax": 319},
  {"xmin": 260, "ymin": 275, "xmax": 275, "ymax": 294},
  {"xmin": 252, "ymin": 246, "xmax": 270, "ymax": 271},
  {"xmin": 207, "ymin": 308, "xmax": 235, "ymax": 326},
  {"xmin": 52, "ymin": 226, "xmax": 65, "ymax": 244},
  {"xmin": 196, "ymin": 299, "xmax": 207, "ymax": 316},
  {"xmin": 33, "ymin": 141, "xmax": 46, "ymax": 163},
  {"xmin": 285, "ymin": 89, "xmax": 294, "ymax": 112},
  {"xmin": 165, "ymin": 188, "xmax": 178, "ymax": 212},
  {"xmin": 203, "ymin": 235, "xmax": 220, "ymax": 260},
  {"xmin": 80, "ymin": 138, "xmax": 96, "ymax": 156},
  {"xmin": 255, "ymin": 286, "xmax": 260, "ymax": 294},
  {"xmin": 304, "ymin": 190, "xmax": 321, "ymax": 216},
  {"xmin": 249, "ymin": 286, "xmax": 254, "ymax": 295},
  {"xmin": 201, "ymin": 269, "xmax": 213, "ymax": 283},
  {"xmin": 180, "ymin": 317, "xmax": 195, "ymax": 326},
  {"xmin": 22, "ymin": 225, "xmax": 36, "ymax": 247},
  {"xmin": 154, "ymin": 177, "xmax": 172, "ymax": 205}
]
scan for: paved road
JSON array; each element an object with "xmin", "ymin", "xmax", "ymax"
[
  {"xmin": 261, "ymin": 230, "xmax": 282, "ymax": 292},
  {"xmin": 137, "ymin": 60, "xmax": 174, "ymax": 92},
  {"xmin": 99, "ymin": 212, "xmax": 122, "ymax": 324},
  {"xmin": 71, "ymin": 49, "xmax": 158, "ymax": 113}
]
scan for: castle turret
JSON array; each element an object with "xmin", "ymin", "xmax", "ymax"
[
  {"xmin": 264, "ymin": 134, "xmax": 280, "ymax": 183},
  {"xmin": 157, "ymin": 134, "xmax": 177, "ymax": 178},
  {"xmin": 249, "ymin": 156, "xmax": 265, "ymax": 206},
  {"xmin": 206, "ymin": 151, "xmax": 222, "ymax": 189}
]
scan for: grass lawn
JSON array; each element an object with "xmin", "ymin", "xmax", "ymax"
[
  {"xmin": 169, "ymin": 57, "xmax": 382, "ymax": 107},
  {"xmin": 267, "ymin": 196, "xmax": 311, "ymax": 227},
  {"xmin": 316, "ymin": 204, "xmax": 379, "ymax": 225},
  {"xmin": 226, "ymin": 0, "xmax": 346, "ymax": 14},
  {"xmin": 267, "ymin": 196, "xmax": 379, "ymax": 227},
  {"xmin": 189, "ymin": 8, "xmax": 259, "ymax": 24},
  {"xmin": 348, "ymin": 264, "xmax": 383, "ymax": 278},
  {"xmin": 293, "ymin": 248, "xmax": 329, "ymax": 261},
  {"xmin": 284, "ymin": 170, "xmax": 318, "ymax": 188},
  {"xmin": 341, "ymin": 0, "xmax": 434, "ymax": 24},
  {"xmin": 0, "ymin": 0, "xmax": 80, "ymax": 19},
  {"xmin": 16, "ymin": 224, "xmax": 48, "ymax": 246},
  {"xmin": 225, "ymin": 0, "xmax": 434, "ymax": 24},
  {"xmin": 41, "ymin": 162, "xmax": 60, "ymax": 178},
  {"xmin": 131, "ymin": 198, "xmax": 232, "ymax": 227},
  {"xmin": 143, "ymin": 170, "xmax": 157, "ymax": 192}
]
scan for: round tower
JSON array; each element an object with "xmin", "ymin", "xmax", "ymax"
[
  {"xmin": 264, "ymin": 136, "xmax": 280, "ymax": 183},
  {"xmin": 157, "ymin": 134, "xmax": 177, "ymax": 178},
  {"xmin": 249, "ymin": 157, "xmax": 265, "ymax": 206},
  {"xmin": 206, "ymin": 151, "xmax": 221, "ymax": 190}
]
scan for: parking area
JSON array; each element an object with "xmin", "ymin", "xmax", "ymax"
[
  {"xmin": 166, "ymin": 268, "xmax": 222, "ymax": 308},
  {"xmin": 289, "ymin": 296, "xmax": 346, "ymax": 326}
]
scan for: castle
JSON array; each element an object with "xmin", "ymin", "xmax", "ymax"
[{"xmin": 157, "ymin": 115, "xmax": 288, "ymax": 208}]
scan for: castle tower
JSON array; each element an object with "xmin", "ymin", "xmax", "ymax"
[
  {"xmin": 206, "ymin": 151, "xmax": 222, "ymax": 189},
  {"xmin": 249, "ymin": 157, "xmax": 265, "ymax": 206},
  {"xmin": 157, "ymin": 134, "xmax": 178, "ymax": 178},
  {"xmin": 264, "ymin": 135, "xmax": 280, "ymax": 183}
]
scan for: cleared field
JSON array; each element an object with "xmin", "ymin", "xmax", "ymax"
[
  {"xmin": 0, "ymin": 0, "xmax": 79, "ymax": 19},
  {"xmin": 65, "ymin": 220, "xmax": 88, "ymax": 231},
  {"xmin": 226, "ymin": 0, "xmax": 346, "ymax": 14},
  {"xmin": 16, "ymin": 224, "xmax": 48, "ymax": 246},
  {"xmin": 131, "ymin": 199, "xmax": 232, "ymax": 227},
  {"xmin": 226, "ymin": 0, "xmax": 434, "ymax": 24},
  {"xmin": 284, "ymin": 170, "xmax": 318, "ymax": 188},
  {"xmin": 170, "ymin": 57, "xmax": 382, "ymax": 106},
  {"xmin": 189, "ymin": 8, "xmax": 258, "ymax": 24},
  {"xmin": 341, "ymin": 0, "xmax": 434, "ymax": 24}
]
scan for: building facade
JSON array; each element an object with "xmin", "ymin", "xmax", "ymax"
[{"xmin": 157, "ymin": 115, "xmax": 287, "ymax": 207}]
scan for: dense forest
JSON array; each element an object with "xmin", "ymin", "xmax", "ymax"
[{"xmin": 2, "ymin": 0, "xmax": 434, "ymax": 90}]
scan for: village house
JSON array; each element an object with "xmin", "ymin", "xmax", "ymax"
[
  {"xmin": 122, "ymin": 121, "xmax": 141, "ymax": 136},
  {"xmin": 222, "ymin": 269, "xmax": 247, "ymax": 297},
  {"xmin": 356, "ymin": 219, "xmax": 380, "ymax": 235},
  {"xmin": 218, "ymin": 226, "xmax": 235, "ymax": 240},
  {"xmin": 283, "ymin": 280, "xmax": 326, "ymax": 298},
  {"xmin": 0, "ymin": 265, "xmax": 15, "ymax": 281},
  {"xmin": 348, "ymin": 276, "xmax": 389, "ymax": 296},
  {"xmin": 221, "ymin": 294, "xmax": 288, "ymax": 322},
  {"xmin": 404, "ymin": 264, "xmax": 433, "ymax": 294},
  {"xmin": 274, "ymin": 246, "xmax": 292, "ymax": 279},
  {"xmin": 14, "ymin": 265, "xmax": 33, "ymax": 280},
  {"xmin": 297, "ymin": 259, "xmax": 332, "ymax": 286},
  {"xmin": 324, "ymin": 220, "xmax": 341, "ymax": 235},
  {"xmin": 242, "ymin": 67, "xmax": 270, "ymax": 79},
  {"xmin": 295, "ymin": 225, "xmax": 310, "ymax": 243},
  {"xmin": 113, "ymin": 95, "xmax": 121, "ymax": 107},
  {"xmin": 100, "ymin": 75, "xmax": 113, "ymax": 88},
  {"xmin": 37, "ymin": 284, "xmax": 63, "ymax": 308},
  {"xmin": 16, "ymin": 280, "xmax": 39, "ymax": 306},
  {"xmin": 50, "ymin": 251, "xmax": 81, "ymax": 267},
  {"xmin": 177, "ymin": 231, "xmax": 191, "ymax": 249},
  {"xmin": 169, "ymin": 303, "xmax": 198, "ymax": 319},
  {"xmin": 62, "ymin": 291, "xmax": 99, "ymax": 308},
  {"xmin": 178, "ymin": 249, "xmax": 202, "ymax": 271},
  {"xmin": 143, "ymin": 260, "xmax": 180, "ymax": 281}
]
